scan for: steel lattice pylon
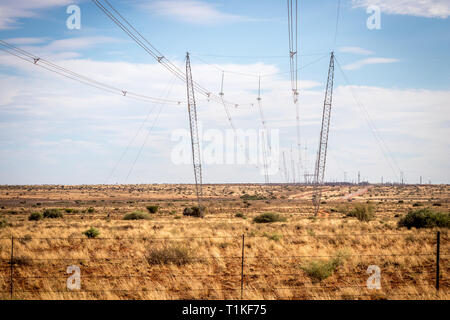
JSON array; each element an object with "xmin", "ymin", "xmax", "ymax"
[
  {"xmin": 313, "ymin": 52, "xmax": 335, "ymax": 216},
  {"xmin": 185, "ymin": 53, "xmax": 202, "ymax": 206}
]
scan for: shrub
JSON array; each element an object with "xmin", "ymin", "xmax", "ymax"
[
  {"xmin": 146, "ymin": 245, "xmax": 193, "ymax": 265},
  {"xmin": 253, "ymin": 212, "xmax": 287, "ymax": 224},
  {"xmin": 263, "ymin": 232, "xmax": 282, "ymax": 241},
  {"xmin": 412, "ymin": 202, "xmax": 423, "ymax": 207},
  {"xmin": 87, "ymin": 207, "xmax": 95, "ymax": 213},
  {"xmin": 346, "ymin": 203, "xmax": 374, "ymax": 222},
  {"xmin": 43, "ymin": 208, "xmax": 63, "ymax": 219},
  {"xmin": 64, "ymin": 208, "xmax": 74, "ymax": 213},
  {"xmin": 28, "ymin": 212, "xmax": 43, "ymax": 221},
  {"xmin": 183, "ymin": 206, "xmax": 206, "ymax": 218},
  {"xmin": 146, "ymin": 205, "xmax": 159, "ymax": 214},
  {"xmin": 83, "ymin": 227, "xmax": 100, "ymax": 238},
  {"xmin": 398, "ymin": 208, "xmax": 450, "ymax": 229},
  {"xmin": 234, "ymin": 212, "xmax": 246, "ymax": 219},
  {"xmin": 433, "ymin": 203, "xmax": 442, "ymax": 207},
  {"xmin": 0, "ymin": 218, "xmax": 11, "ymax": 228},
  {"xmin": 123, "ymin": 211, "xmax": 151, "ymax": 220},
  {"xmin": 301, "ymin": 251, "xmax": 348, "ymax": 282},
  {"xmin": 240, "ymin": 194, "xmax": 266, "ymax": 201}
]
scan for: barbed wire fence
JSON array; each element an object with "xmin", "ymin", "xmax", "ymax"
[{"xmin": 0, "ymin": 231, "xmax": 448, "ymax": 300}]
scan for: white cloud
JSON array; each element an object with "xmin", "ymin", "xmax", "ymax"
[
  {"xmin": 0, "ymin": 0, "xmax": 79, "ymax": 29},
  {"xmin": 339, "ymin": 46, "xmax": 374, "ymax": 55},
  {"xmin": 4, "ymin": 37, "xmax": 49, "ymax": 45},
  {"xmin": 342, "ymin": 57, "xmax": 399, "ymax": 70},
  {"xmin": 352, "ymin": 0, "xmax": 450, "ymax": 19},
  {"xmin": 146, "ymin": 0, "xmax": 252, "ymax": 24},
  {"xmin": 0, "ymin": 53, "xmax": 448, "ymax": 184}
]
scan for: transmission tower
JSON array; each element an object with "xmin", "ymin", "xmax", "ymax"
[
  {"xmin": 256, "ymin": 76, "xmax": 270, "ymax": 184},
  {"xmin": 185, "ymin": 52, "xmax": 203, "ymax": 207},
  {"xmin": 312, "ymin": 52, "xmax": 335, "ymax": 216}
]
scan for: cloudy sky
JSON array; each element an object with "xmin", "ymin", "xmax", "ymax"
[{"xmin": 0, "ymin": 0, "xmax": 449, "ymax": 185}]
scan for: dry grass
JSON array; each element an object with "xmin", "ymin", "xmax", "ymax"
[{"xmin": 0, "ymin": 184, "xmax": 448, "ymax": 300}]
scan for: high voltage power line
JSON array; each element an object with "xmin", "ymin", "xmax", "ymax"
[
  {"xmin": 0, "ymin": 40, "xmax": 183, "ymax": 106},
  {"xmin": 91, "ymin": 0, "xmax": 254, "ymax": 111}
]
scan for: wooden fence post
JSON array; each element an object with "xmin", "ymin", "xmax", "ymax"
[
  {"xmin": 436, "ymin": 231, "xmax": 440, "ymax": 291},
  {"xmin": 10, "ymin": 236, "xmax": 14, "ymax": 300},
  {"xmin": 240, "ymin": 233, "xmax": 245, "ymax": 300}
]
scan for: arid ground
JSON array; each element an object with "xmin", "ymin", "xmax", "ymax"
[{"xmin": 0, "ymin": 184, "xmax": 448, "ymax": 300}]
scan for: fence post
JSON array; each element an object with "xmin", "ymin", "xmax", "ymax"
[
  {"xmin": 240, "ymin": 233, "xmax": 245, "ymax": 300},
  {"xmin": 10, "ymin": 236, "xmax": 14, "ymax": 300},
  {"xmin": 436, "ymin": 231, "xmax": 440, "ymax": 292}
]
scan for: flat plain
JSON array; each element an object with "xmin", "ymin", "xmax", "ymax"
[{"xmin": 0, "ymin": 184, "xmax": 448, "ymax": 300}]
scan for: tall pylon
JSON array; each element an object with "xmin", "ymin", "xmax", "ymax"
[
  {"xmin": 312, "ymin": 52, "xmax": 335, "ymax": 216},
  {"xmin": 185, "ymin": 52, "xmax": 202, "ymax": 207},
  {"xmin": 256, "ymin": 76, "xmax": 270, "ymax": 184}
]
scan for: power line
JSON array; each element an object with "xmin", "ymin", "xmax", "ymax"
[
  {"xmin": 333, "ymin": 0, "xmax": 341, "ymax": 49},
  {"xmin": 92, "ymin": 0, "xmax": 250, "ymax": 111},
  {"xmin": 124, "ymin": 74, "xmax": 179, "ymax": 183},
  {"xmin": 0, "ymin": 39, "xmax": 183, "ymax": 106},
  {"xmin": 334, "ymin": 56, "xmax": 401, "ymax": 181}
]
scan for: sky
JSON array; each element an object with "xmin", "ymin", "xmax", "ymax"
[{"xmin": 0, "ymin": 0, "xmax": 449, "ymax": 185}]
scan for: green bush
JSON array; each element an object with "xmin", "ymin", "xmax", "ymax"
[
  {"xmin": 234, "ymin": 212, "xmax": 246, "ymax": 219},
  {"xmin": 64, "ymin": 208, "xmax": 74, "ymax": 213},
  {"xmin": 146, "ymin": 205, "xmax": 159, "ymax": 214},
  {"xmin": 301, "ymin": 251, "xmax": 348, "ymax": 282},
  {"xmin": 87, "ymin": 207, "xmax": 95, "ymax": 213},
  {"xmin": 43, "ymin": 208, "xmax": 63, "ymax": 219},
  {"xmin": 146, "ymin": 245, "xmax": 193, "ymax": 265},
  {"xmin": 83, "ymin": 227, "xmax": 100, "ymax": 238},
  {"xmin": 253, "ymin": 212, "xmax": 287, "ymax": 223},
  {"xmin": 0, "ymin": 218, "xmax": 11, "ymax": 228},
  {"xmin": 263, "ymin": 232, "xmax": 282, "ymax": 241},
  {"xmin": 346, "ymin": 203, "xmax": 374, "ymax": 222},
  {"xmin": 412, "ymin": 202, "xmax": 423, "ymax": 207},
  {"xmin": 28, "ymin": 212, "xmax": 43, "ymax": 221},
  {"xmin": 240, "ymin": 194, "xmax": 266, "ymax": 201},
  {"xmin": 398, "ymin": 208, "xmax": 450, "ymax": 229},
  {"xmin": 123, "ymin": 211, "xmax": 151, "ymax": 220},
  {"xmin": 183, "ymin": 206, "xmax": 206, "ymax": 218}
]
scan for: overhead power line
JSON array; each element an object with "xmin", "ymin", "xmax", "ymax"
[
  {"xmin": 92, "ymin": 0, "xmax": 251, "ymax": 111},
  {"xmin": 334, "ymin": 56, "xmax": 402, "ymax": 181},
  {"xmin": 0, "ymin": 39, "xmax": 184, "ymax": 106}
]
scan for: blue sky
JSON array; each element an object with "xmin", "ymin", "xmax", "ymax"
[{"xmin": 0, "ymin": 0, "xmax": 449, "ymax": 185}]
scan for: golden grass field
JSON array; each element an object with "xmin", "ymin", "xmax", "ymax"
[{"xmin": 0, "ymin": 183, "xmax": 448, "ymax": 300}]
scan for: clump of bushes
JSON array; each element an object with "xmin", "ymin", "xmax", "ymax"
[
  {"xmin": 123, "ymin": 211, "xmax": 151, "ymax": 220},
  {"xmin": 253, "ymin": 212, "xmax": 287, "ymax": 224},
  {"xmin": 28, "ymin": 212, "xmax": 43, "ymax": 221},
  {"xmin": 86, "ymin": 207, "xmax": 95, "ymax": 213},
  {"xmin": 346, "ymin": 203, "xmax": 374, "ymax": 222},
  {"xmin": 146, "ymin": 205, "xmax": 159, "ymax": 214},
  {"xmin": 83, "ymin": 227, "xmax": 100, "ymax": 238},
  {"xmin": 43, "ymin": 208, "xmax": 63, "ymax": 218},
  {"xmin": 301, "ymin": 251, "xmax": 348, "ymax": 282},
  {"xmin": 412, "ymin": 202, "xmax": 423, "ymax": 207},
  {"xmin": 146, "ymin": 245, "xmax": 193, "ymax": 265},
  {"xmin": 398, "ymin": 208, "xmax": 449, "ymax": 229},
  {"xmin": 240, "ymin": 194, "xmax": 266, "ymax": 200},
  {"xmin": 64, "ymin": 208, "xmax": 74, "ymax": 213},
  {"xmin": 183, "ymin": 206, "xmax": 206, "ymax": 218}
]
